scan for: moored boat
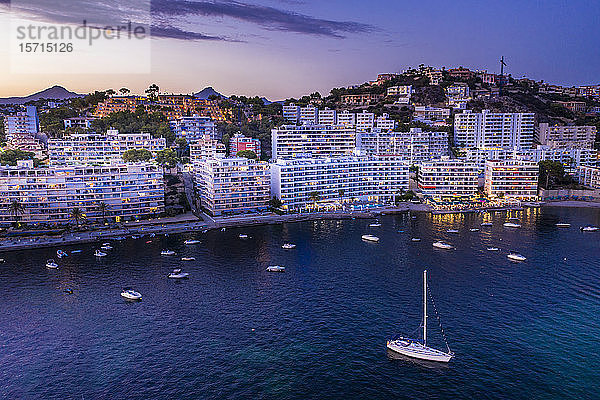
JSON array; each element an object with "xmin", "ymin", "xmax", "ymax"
[
  {"xmin": 168, "ymin": 268, "xmax": 190, "ymax": 279},
  {"xmin": 184, "ymin": 239, "xmax": 201, "ymax": 245},
  {"xmin": 555, "ymin": 223, "xmax": 571, "ymax": 228},
  {"xmin": 266, "ymin": 265, "xmax": 285, "ymax": 272},
  {"xmin": 507, "ymin": 252, "xmax": 527, "ymax": 261},
  {"xmin": 46, "ymin": 259, "xmax": 59, "ymax": 269},
  {"xmin": 503, "ymin": 222, "xmax": 521, "ymax": 228},
  {"xmin": 181, "ymin": 257, "xmax": 195, "ymax": 261},
  {"xmin": 446, "ymin": 229, "xmax": 459, "ymax": 234},
  {"xmin": 581, "ymin": 226, "xmax": 599, "ymax": 232},
  {"xmin": 121, "ymin": 288, "xmax": 142, "ymax": 300},
  {"xmin": 282, "ymin": 243, "xmax": 296, "ymax": 249},
  {"xmin": 161, "ymin": 250, "xmax": 175, "ymax": 256},
  {"xmin": 411, "ymin": 238, "xmax": 421, "ymax": 242},
  {"xmin": 487, "ymin": 247, "xmax": 500, "ymax": 251},
  {"xmin": 361, "ymin": 234, "xmax": 380, "ymax": 242},
  {"xmin": 94, "ymin": 250, "xmax": 107, "ymax": 257},
  {"xmin": 432, "ymin": 241, "xmax": 453, "ymax": 250}
]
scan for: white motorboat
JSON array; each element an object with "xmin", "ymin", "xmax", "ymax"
[
  {"xmin": 46, "ymin": 259, "xmax": 59, "ymax": 269},
  {"xmin": 184, "ymin": 239, "xmax": 201, "ymax": 245},
  {"xmin": 369, "ymin": 223, "xmax": 382, "ymax": 227},
  {"xmin": 555, "ymin": 223, "xmax": 571, "ymax": 228},
  {"xmin": 56, "ymin": 250, "xmax": 68, "ymax": 258},
  {"xmin": 94, "ymin": 250, "xmax": 107, "ymax": 257},
  {"xmin": 503, "ymin": 222, "xmax": 521, "ymax": 228},
  {"xmin": 507, "ymin": 252, "xmax": 527, "ymax": 262},
  {"xmin": 168, "ymin": 268, "xmax": 190, "ymax": 279},
  {"xmin": 202, "ymin": 230, "xmax": 208, "ymax": 233},
  {"xmin": 181, "ymin": 257, "xmax": 196, "ymax": 261},
  {"xmin": 487, "ymin": 247, "xmax": 500, "ymax": 251},
  {"xmin": 446, "ymin": 229, "xmax": 459, "ymax": 234},
  {"xmin": 131, "ymin": 235, "xmax": 140, "ymax": 239},
  {"xmin": 266, "ymin": 265, "xmax": 285, "ymax": 272},
  {"xmin": 102, "ymin": 242, "xmax": 111, "ymax": 246},
  {"xmin": 221, "ymin": 228, "xmax": 226, "ymax": 232},
  {"xmin": 239, "ymin": 234, "xmax": 249, "ymax": 239},
  {"xmin": 101, "ymin": 245, "xmax": 113, "ymax": 250},
  {"xmin": 411, "ymin": 238, "xmax": 421, "ymax": 242},
  {"xmin": 121, "ymin": 288, "xmax": 142, "ymax": 300},
  {"xmin": 362, "ymin": 234, "xmax": 380, "ymax": 242},
  {"xmin": 469, "ymin": 228, "xmax": 480, "ymax": 232},
  {"xmin": 481, "ymin": 222, "xmax": 493, "ymax": 227},
  {"xmin": 387, "ymin": 270, "xmax": 454, "ymax": 363},
  {"xmin": 581, "ymin": 226, "xmax": 599, "ymax": 232},
  {"xmin": 432, "ymin": 241, "xmax": 453, "ymax": 250},
  {"xmin": 161, "ymin": 250, "xmax": 175, "ymax": 256},
  {"xmin": 282, "ymin": 243, "xmax": 297, "ymax": 249}
]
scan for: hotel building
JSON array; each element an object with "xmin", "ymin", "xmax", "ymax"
[
  {"xmin": 229, "ymin": 133, "xmax": 261, "ymax": 158},
  {"xmin": 356, "ymin": 128, "xmax": 448, "ymax": 164},
  {"xmin": 337, "ymin": 110, "xmax": 356, "ymax": 126},
  {"xmin": 454, "ymin": 110, "xmax": 535, "ymax": 149},
  {"xmin": 0, "ymin": 159, "xmax": 164, "ymax": 226},
  {"xmin": 4, "ymin": 106, "xmax": 39, "ymax": 135},
  {"xmin": 169, "ymin": 115, "xmax": 216, "ymax": 141},
  {"xmin": 195, "ymin": 157, "xmax": 270, "ymax": 216},
  {"xmin": 577, "ymin": 166, "xmax": 600, "ymax": 189},
  {"xmin": 48, "ymin": 130, "xmax": 166, "ymax": 165},
  {"xmin": 299, "ymin": 106, "xmax": 318, "ymax": 125},
  {"xmin": 282, "ymin": 103, "xmax": 300, "ymax": 124},
  {"xmin": 63, "ymin": 117, "xmax": 97, "ymax": 130},
  {"xmin": 483, "ymin": 160, "xmax": 539, "ymax": 200},
  {"xmin": 537, "ymin": 123, "xmax": 596, "ymax": 149},
  {"xmin": 271, "ymin": 125, "xmax": 356, "ymax": 160},
  {"xmin": 318, "ymin": 108, "xmax": 337, "ymax": 125},
  {"xmin": 418, "ymin": 159, "xmax": 479, "ymax": 200},
  {"xmin": 270, "ymin": 156, "xmax": 409, "ymax": 211},
  {"xmin": 189, "ymin": 134, "xmax": 226, "ymax": 163},
  {"xmin": 413, "ymin": 106, "xmax": 451, "ymax": 124}
]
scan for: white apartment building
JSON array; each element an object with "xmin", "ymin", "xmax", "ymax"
[
  {"xmin": 577, "ymin": 166, "xmax": 600, "ymax": 189},
  {"xmin": 48, "ymin": 129, "xmax": 166, "ymax": 165},
  {"xmin": 195, "ymin": 157, "xmax": 270, "ymax": 216},
  {"xmin": 0, "ymin": 160, "xmax": 164, "ymax": 226},
  {"xmin": 270, "ymin": 156, "xmax": 409, "ymax": 211},
  {"xmin": 375, "ymin": 113, "xmax": 396, "ymax": 130},
  {"xmin": 446, "ymin": 83, "xmax": 470, "ymax": 99},
  {"xmin": 454, "ymin": 110, "xmax": 535, "ymax": 149},
  {"xmin": 413, "ymin": 106, "xmax": 451, "ymax": 124},
  {"xmin": 356, "ymin": 128, "xmax": 448, "ymax": 164},
  {"xmin": 387, "ymin": 85, "xmax": 412, "ymax": 97},
  {"xmin": 537, "ymin": 123, "xmax": 597, "ymax": 149},
  {"xmin": 63, "ymin": 117, "xmax": 97, "ymax": 130},
  {"xmin": 356, "ymin": 110, "xmax": 375, "ymax": 131},
  {"xmin": 418, "ymin": 159, "xmax": 479, "ymax": 199},
  {"xmin": 189, "ymin": 134, "xmax": 226, "ymax": 163},
  {"xmin": 271, "ymin": 125, "xmax": 356, "ymax": 160},
  {"xmin": 4, "ymin": 106, "xmax": 39, "ymax": 136},
  {"xmin": 299, "ymin": 106, "xmax": 318, "ymax": 125},
  {"xmin": 484, "ymin": 160, "xmax": 539, "ymax": 200},
  {"xmin": 337, "ymin": 110, "xmax": 356, "ymax": 126},
  {"xmin": 283, "ymin": 103, "xmax": 301, "ymax": 124},
  {"xmin": 169, "ymin": 115, "xmax": 216, "ymax": 141},
  {"xmin": 318, "ymin": 108, "xmax": 337, "ymax": 125}
]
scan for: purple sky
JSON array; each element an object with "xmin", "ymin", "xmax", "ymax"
[{"xmin": 0, "ymin": 0, "xmax": 598, "ymax": 100}]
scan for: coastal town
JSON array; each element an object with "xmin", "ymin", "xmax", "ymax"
[{"xmin": 1, "ymin": 65, "xmax": 600, "ymax": 244}]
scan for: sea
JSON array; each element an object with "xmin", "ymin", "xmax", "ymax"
[{"xmin": 1, "ymin": 207, "xmax": 599, "ymax": 400}]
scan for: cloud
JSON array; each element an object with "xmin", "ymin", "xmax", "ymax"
[{"xmin": 151, "ymin": 0, "xmax": 375, "ymax": 38}]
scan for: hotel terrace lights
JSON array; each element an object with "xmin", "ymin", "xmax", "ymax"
[
  {"xmin": 418, "ymin": 159, "xmax": 479, "ymax": 200},
  {"xmin": 483, "ymin": 160, "xmax": 539, "ymax": 201}
]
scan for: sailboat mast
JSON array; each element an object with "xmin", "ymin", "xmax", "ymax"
[{"xmin": 423, "ymin": 270, "xmax": 427, "ymax": 346}]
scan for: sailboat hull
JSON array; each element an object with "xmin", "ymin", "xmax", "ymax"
[{"xmin": 387, "ymin": 339, "xmax": 453, "ymax": 363}]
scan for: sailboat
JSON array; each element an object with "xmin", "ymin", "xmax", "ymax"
[{"xmin": 387, "ymin": 270, "xmax": 454, "ymax": 363}]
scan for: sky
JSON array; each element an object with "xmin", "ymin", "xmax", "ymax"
[{"xmin": 0, "ymin": 0, "xmax": 599, "ymax": 100}]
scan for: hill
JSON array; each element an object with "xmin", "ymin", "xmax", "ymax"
[
  {"xmin": 0, "ymin": 85, "xmax": 83, "ymax": 105},
  {"xmin": 193, "ymin": 87, "xmax": 226, "ymax": 99}
]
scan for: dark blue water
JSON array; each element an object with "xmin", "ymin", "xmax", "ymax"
[{"xmin": 1, "ymin": 207, "xmax": 599, "ymax": 399}]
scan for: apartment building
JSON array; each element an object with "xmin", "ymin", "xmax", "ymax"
[
  {"xmin": 556, "ymin": 101, "xmax": 587, "ymax": 114},
  {"xmin": 418, "ymin": 159, "xmax": 479, "ymax": 199},
  {"xmin": 169, "ymin": 115, "xmax": 216, "ymax": 141},
  {"xmin": 229, "ymin": 133, "xmax": 261, "ymax": 158},
  {"xmin": 356, "ymin": 110, "xmax": 375, "ymax": 131},
  {"xmin": 448, "ymin": 67, "xmax": 474, "ymax": 80},
  {"xmin": 537, "ymin": 123, "xmax": 597, "ymax": 148},
  {"xmin": 189, "ymin": 134, "xmax": 226, "ymax": 163},
  {"xmin": 387, "ymin": 85, "xmax": 412, "ymax": 103},
  {"xmin": 4, "ymin": 106, "xmax": 39, "ymax": 135},
  {"xmin": 270, "ymin": 156, "xmax": 409, "ymax": 211},
  {"xmin": 375, "ymin": 113, "xmax": 396, "ymax": 130},
  {"xmin": 337, "ymin": 110, "xmax": 356, "ymax": 126},
  {"xmin": 48, "ymin": 130, "xmax": 166, "ymax": 165},
  {"xmin": 454, "ymin": 110, "xmax": 535, "ymax": 149},
  {"xmin": 484, "ymin": 160, "xmax": 539, "ymax": 200},
  {"xmin": 413, "ymin": 106, "xmax": 451, "ymax": 124},
  {"xmin": 0, "ymin": 160, "xmax": 164, "ymax": 226},
  {"xmin": 271, "ymin": 125, "xmax": 356, "ymax": 160},
  {"xmin": 63, "ymin": 117, "xmax": 97, "ymax": 130},
  {"xmin": 424, "ymin": 68, "xmax": 443, "ymax": 85},
  {"xmin": 340, "ymin": 93, "xmax": 384, "ymax": 106},
  {"xmin": 299, "ymin": 106, "xmax": 318, "ymax": 125},
  {"xmin": 356, "ymin": 128, "xmax": 448, "ymax": 164},
  {"xmin": 446, "ymin": 83, "xmax": 470, "ymax": 99},
  {"xmin": 577, "ymin": 166, "xmax": 600, "ymax": 189},
  {"xmin": 195, "ymin": 157, "xmax": 270, "ymax": 216},
  {"xmin": 318, "ymin": 108, "xmax": 337, "ymax": 125},
  {"xmin": 282, "ymin": 103, "xmax": 300, "ymax": 124}
]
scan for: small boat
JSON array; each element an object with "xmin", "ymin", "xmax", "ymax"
[
  {"xmin": 239, "ymin": 234, "xmax": 249, "ymax": 239},
  {"xmin": 581, "ymin": 226, "xmax": 599, "ymax": 232},
  {"xmin": 71, "ymin": 250, "xmax": 82, "ymax": 254},
  {"xmin": 387, "ymin": 270, "xmax": 454, "ymax": 363},
  {"xmin": 507, "ymin": 252, "xmax": 527, "ymax": 262},
  {"xmin": 469, "ymin": 228, "xmax": 480, "ymax": 232},
  {"xmin": 369, "ymin": 223, "xmax": 382, "ymax": 227},
  {"xmin": 94, "ymin": 250, "xmax": 107, "ymax": 257},
  {"xmin": 100, "ymin": 245, "xmax": 112, "ymax": 250},
  {"xmin": 181, "ymin": 257, "xmax": 196, "ymax": 261},
  {"xmin": 161, "ymin": 250, "xmax": 175, "ymax": 256},
  {"xmin": 446, "ymin": 229, "xmax": 459, "ymax": 234},
  {"xmin": 362, "ymin": 234, "xmax": 380, "ymax": 242},
  {"xmin": 432, "ymin": 241, "xmax": 453, "ymax": 250},
  {"xmin": 481, "ymin": 222, "xmax": 493, "ymax": 227},
  {"xmin": 487, "ymin": 247, "xmax": 500, "ymax": 251},
  {"xmin": 56, "ymin": 250, "xmax": 68, "ymax": 258},
  {"xmin": 102, "ymin": 242, "xmax": 111, "ymax": 246},
  {"xmin": 184, "ymin": 239, "xmax": 201, "ymax": 245},
  {"xmin": 555, "ymin": 223, "xmax": 571, "ymax": 228},
  {"xmin": 121, "ymin": 288, "xmax": 142, "ymax": 300},
  {"xmin": 63, "ymin": 288, "xmax": 74, "ymax": 294},
  {"xmin": 168, "ymin": 268, "xmax": 190, "ymax": 279},
  {"xmin": 397, "ymin": 230, "xmax": 404, "ymax": 233},
  {"xmin": 221, "ymin": 228, "xmax": 226, "ymax": 232},
  {"xmin": 411, "ymin": 238, "xmax": 421, "ymax": 242},
  {"xmin": 0, "ymin": 259, "xmax": 4, "ymax": 262},
  {"xmin": 266, "ymin": 265, "xmax": 285, "ymax": 272},
  {"xmin": 131, "ymin": 235, "xmax": 140, "ymax": 239},
  {"xmin": 46, "ymin": 259, "xmax": 59, "ymax": 269},
  {"xmin": 503, "ymin": 222, "xmax": 521, "ymax": 228},
  {"xmin": 282, "ymin": 243, "xmax": 296, "ymax": 249},
  {"xmin": 202, "ymin": 230, "xmax": 208, "ymax": 233}
]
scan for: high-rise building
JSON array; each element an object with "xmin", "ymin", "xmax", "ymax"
[
  {"xmin": 413, "ymin": 106, "xmax": 451, "ymax": 124},
  {"xmin": 4, "ymin": 106, "xmax": 39, "ymax": 136},
  {"xmin": 189, "ymin": 134, "xmax": 226, "ymax": 163},
  {"xmin": 454, "ymin": 110, "xmax": 535, "ymax": 149},
  {"xmin": 356, "ymin": 110, "xmax": 375, "ymax": 131},
  {"xmin": 337, "ymin": 110, "xmax": 356, "ymax": 127},
  {"xmin": 299, "ymin": 106, "xmax": 318, "ymax": 125},
  {"xmin": 418, "ymin": 159, "xmax": 479, "ymax": 199},
  {"xmin": 282, "ymin": 103, "xmax": 301, "ymax": 124},
  {"xmin": 484, "ymin": 159, "xmax": 539, "ymax": 200},
  {"xmin": 577, "ymin": 166, "xmax": 600, "ymax": 189},
  {"xmin": 318, "ymin": 108, "xmax": 337, "ymax": 125},
  {"xmin": 537, "ymin": 123, "xmax": 597, "ymax": 149},
  {"xmin": 169, "ymin": 115, "xmax": 216, "ymax": 141},
  {"xmin": 229, "ymin": 133, "xmax": 261, "ymax": 158},
  {"xmin": 271, "ymin": 125, "xmax": 356, "ymax": 160}
]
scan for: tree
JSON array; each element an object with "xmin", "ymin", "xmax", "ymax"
[
  {"xmin": 236, "ymin": 150, "xmax": 258, "ymax": 160},
  {"xmin": 309, "ymin": 191, "xmax": 320, "ymax": 210},
  {"xmin": 145, "ymin": 84, "xmax": 160, "ymax": 101},
  {"xmin": 119, "ymin": 87, "xmax": 130, "ymax": 96},
  {"xmin": 105, "ymin": 89, "xmax": 116, "ymax": 97},
  {"xmin": 174, "ymin": 138, "xmax": 189, "ymax": 158},
  {"xmin": 338, "ymin": 188, "xmax": 345, "ymax": 205},
  {"xmin": 97, "ymin": 202, "xmax": 109, "ymax": 223},
  {"xmin": 122, "ymin": 149, "xmax": 153, "ymax": 163},
  {"xmin": 155, "ymin": 148, "xmax": 178, "ymax": 171},
  {"xmin": 538, "ymin": 160, "xmax": 565, "ymax": 189},
  {"xmin": 8, "ymin": 200, "xmax": 25, "ymax": 227},
  {"xmin": 269, "ymin": 197, "xmax": 283, "ymax": 209},
  {"xmin": 70, "ymin": 207, "xmax": 85, "ymax": 227},
  {"xmin": 0, "ymin": 149, "xmax": 39, "ymax": 166}
]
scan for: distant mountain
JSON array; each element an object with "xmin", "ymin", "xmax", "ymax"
[
  {"xmin": 0, "ymin": 85, "xmax": 83, "ymax": 105},
  {"xmin": 193, "ymin": 87, "xmax": 226, "ymax": 100}
]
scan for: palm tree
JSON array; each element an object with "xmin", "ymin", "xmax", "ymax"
[
  {"xmin": 309, "ymin": 191, "xmax": 320, "ymax": 210},
  {"xmin": 70, "ymin": 207, "xmax": 85, "ymax": 228},
  {"xmin": 8, "ymin": 200, "xmax": 25, "ymax": 227},
  {"xmin": 97, "ymin": 202, "xmax": 109, "ymax": 223}
]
